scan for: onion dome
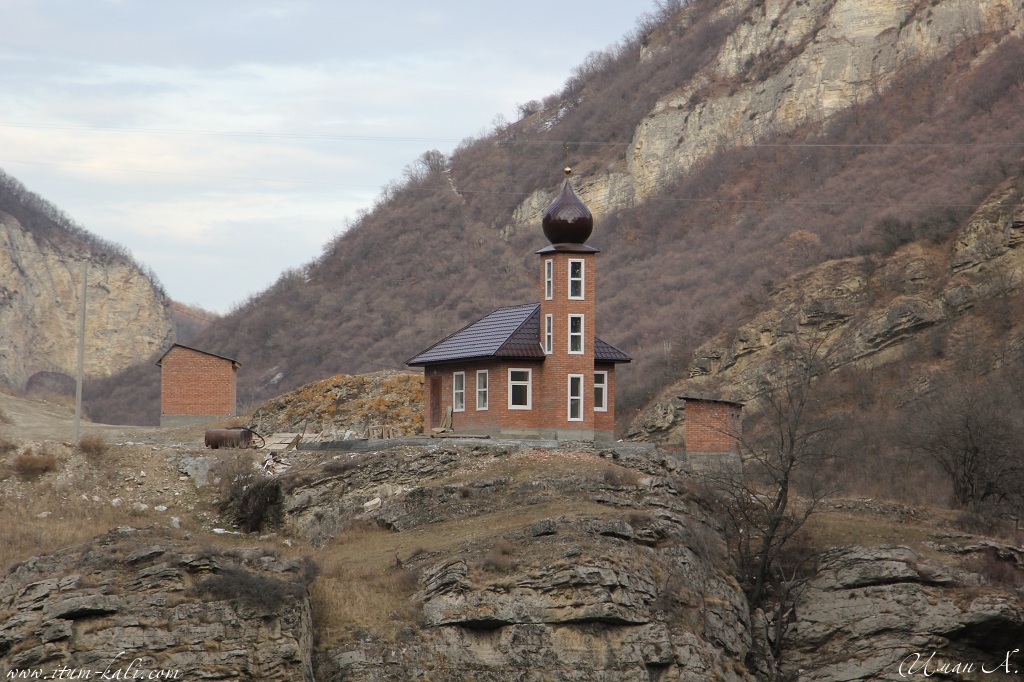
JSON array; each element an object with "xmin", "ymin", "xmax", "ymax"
[{"xmin": 541, "ymin": 169, "xmax": 593, "ymax": 244}]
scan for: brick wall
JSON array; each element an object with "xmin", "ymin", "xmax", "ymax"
[
  {"xmin": 159, "ymin": 346, "xmax": 237, "ymax": 418},
  {"xmin": 424, "ymin": 361, "xmax": 547, "ymax": 434},
  {"xmin": 537, "ymin": 250, "xmax": 596, "ymax": 430},
  {"xmin": 416, "ymin": 248, "xmax": 620, "ymax": 440},
  {"xmin": 683, "ymin": 399, "xmax": 741, "ymax": 454}
]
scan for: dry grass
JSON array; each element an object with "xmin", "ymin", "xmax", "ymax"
[
  {"xmin": 12, "ymin": 450, "xmax": 57, "ymax": 480},
  {"xmin": 78, "ymin": 435, "xmax": 106, "ymax": 457},
  {"xmin": 602, "ymin": 465, "xmax": 641, "ymax": 487},
  {"xmin": 307, "ymin": 497, "xmax": 616, "ymax": 650},
  {"xmin": 804, "ymin": 509, "xmax": 958, "ymax": 562},
  {"xmin": 0, "ymin": 492, "xmax": 191, "ymax": 568},
  {"xmin": 480, "ymin": 538, "xmax": 517, "ymax": 573},
  {"xmin": 0, "ymin": 436, "xmax": 16, "ymax": 455}
]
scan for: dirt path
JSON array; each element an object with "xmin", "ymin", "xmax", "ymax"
[{"xmin": 0, "ymin": 390, "xmax": 208, "ymax": 448}]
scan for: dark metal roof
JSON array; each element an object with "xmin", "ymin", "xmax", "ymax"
[
  {"xmin": 594, "ymin": 337, "xmax": 631, "ymax": 364},
  {"xmin": 407, "ymin": 304, "xmax": 545, "ymax": 366},
  {"xmin": 156, "ymin": 343, "xmax": 241, "ymax": 368},
  {"xmin": 407, "ymin": 303, "xmax": 632, "ymax": 366}
]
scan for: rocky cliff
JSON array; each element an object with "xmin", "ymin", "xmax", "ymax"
[
  {"xmin": 628, "ymin": 169, "xmax": 1024, "ymax": 440},
  {"xmin": 1, "ymin": 417, "xmax": 1021, "ymax": 680},
  {"xmin": 505, "ymin": 0, "xmax": 1024, "ymax": 230},
  {"xmin": 0, "ymin": 526, "xmax": 314, "ymax": 680},
  {"xmin": 0, "ymin": 209, "xmax": 174, "ymax": 392},
  {"xmin": 783, "ymin": 544, "xmax": 1024, "ymax": 681},
  {"xmin": 280, "ymin": 441, "xmax": 755, "ymax": 681}
]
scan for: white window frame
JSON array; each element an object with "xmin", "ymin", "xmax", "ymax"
[
  {"xmin": 594, "ymin": 371, "xmax": 608, "ymax": 412},
  {"xmin": 476, "ymin": 370, "xmax": 488, "ymax": 411},
  {"xmin": 568, "ymin": 314, "xmax": 584, "ymax": 354},
  {"xmin": 568, "ymin": 259, "xmax": 585, "ymax": 300},
  {"xmin": 453, "ymin": 372, "xmax": 465, "ymax": 412},
  {"xmin": 544, "ymin": 259, "xmax": 554, "ymax": 300},
  {"xmin": 508, "ymin": 368, "xmax": 532, "ymax": 410},
  {"xmin": 568, "ymin": 374, "xmax": 584, "ymax": 421},
  {"xmin": 544, "ymin": 314, "xmax": 553, "ymax": 354}
]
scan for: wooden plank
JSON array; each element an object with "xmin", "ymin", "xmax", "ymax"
[{"xmin": 264, "ymin": 433, "xmax": 302, "ymax": 451}]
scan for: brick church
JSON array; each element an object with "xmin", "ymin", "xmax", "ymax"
[{"xmin": 408, "ymin": 169, "xmax": 630, "ymax": 441}]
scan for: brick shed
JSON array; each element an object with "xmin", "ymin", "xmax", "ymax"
[
  {"xmin": 156, "ymin": 344, "xmax": 240, "ymax": 427},
  {"xmin": 681, "ymin": 397, "xmax": 743, "ymax": 470}
]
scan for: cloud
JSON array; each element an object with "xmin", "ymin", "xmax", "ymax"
[{"xmin": 0, "ymin": 0, "xmax": 655, "ymax": 311}]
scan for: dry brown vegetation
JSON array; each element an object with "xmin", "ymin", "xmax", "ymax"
[
  {"xmin": 12, "ymin": 449, "xmax": 57, "ymax": 480},
  {"xmin": 78, "ymin": 434, "xmax": 106, "ymax": 457}
]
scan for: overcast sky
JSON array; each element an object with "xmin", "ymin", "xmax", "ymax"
[{"xmin": 0, "ymin": 1, "xmax": 656, "ymax": 312}]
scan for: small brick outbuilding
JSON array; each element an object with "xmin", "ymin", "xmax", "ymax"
[
  {"xmin": 680, "ymin": 397, "xmax": 743, "ymax": 470},
  {"xmin": 156, "ymin": 344, "xmax": 240, "ymax": 427}
]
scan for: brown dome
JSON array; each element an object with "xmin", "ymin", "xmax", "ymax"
[{"xmin": 542, "ymin": 178, "xmax": 593, "ymax": 244}]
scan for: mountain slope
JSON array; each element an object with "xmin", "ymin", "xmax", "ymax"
[
  {"xmin": 0, "ymin": 170, "xmax": 174, "ymax": 393},
  {"xmin": 85, "ymin": 0, "xmax": 1024, "ymax": 429}
]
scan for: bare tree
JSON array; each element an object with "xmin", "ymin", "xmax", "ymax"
[
  {"xmin": 903, "ymin": 373, "xmax": 1024, "ymax": 512},
  {"xmin": 705, "ymin": 325, "xmax": 843, "ymax": 670}
]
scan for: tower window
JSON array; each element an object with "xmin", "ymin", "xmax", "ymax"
[
  {"xmin": 568, "ymin": 315, "xmax": 584, "ymax": 354},
  {"xmin": 568, "ymin": 374, "xmax": 584, "ymax": 421},
  {"xmin": 453, "ymin": 372, "xmax": 465, "ymax": 412},
  {"xmin": 568, "ymin": 259, "xmax": 584, "ymax": 299},
  {"xmin": 508, "ymin": 368, "xmax": 532, "ymax": 409},
  {"xmin": 594, "ymin": 371, "xmax": 608, "ymax": 412},
  {"xmin": 545, "ymin": 259, "xmax": 554, "ymax": 300},
  {"xmin": 544, "ymin": 314, "xmax": 553, "ymax": 354}
]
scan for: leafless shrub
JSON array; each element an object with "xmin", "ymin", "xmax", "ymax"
[
  {"xmin": 481, "ymin": 538, "xmax": 517, "ymax": 573},
  {"xmin": 964, "ymin": 547, "xmax": 1022, "ymax": 588},
  {"xmin": 191, "ymin": 566, "xmax": 302, "ymax": 612},
  {"xmin": 603, "ymin": 466, "xmax": 640, "ymax": 487},
  {"xmin": 952, "ymin": 510, "xmax": 1000, "ymax": 536},
  {"xmin": 78, "ymin": 435, "xmax": 106, "ymax": 457},
  {"xmin": 390, "ymin": 567, "xmax": 420, "ymax": 592},
  {"xmin": 0, "ymin": 437, "xmax": 16, "ymax": 455},
  {"xmin": 13, "ymin": 450, "xmax": 57, "ymax": 480},
  {"xmin": 214, "ymin": 450, "xmax": 282, "ymax": 533}
]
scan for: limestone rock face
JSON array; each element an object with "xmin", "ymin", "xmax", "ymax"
[
  {"xmin": 784, "ymin": 545, "xmax": 1024, "ymax": 681},
  {"xmin": 503, "ymin": 0, "xmax": 1024, "ymax": 232},
  {"xmin": 628, "ymin": 175, "xmax": 1024, "ymax": 441},
  {"xmin": 282, "ymin": 442, "xmax": 755, "ymax": 681},
  {"xmin": 0, "ymin": 211, "xmax": 174, "ymax": 391},
  {"xmin": 0, "ymin": 527, "xmax": 314, "ymax": 680}
]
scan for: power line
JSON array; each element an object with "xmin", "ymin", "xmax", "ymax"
[
  {"xmin": 3, "ymin": 120, "xmax": 1024, "ymax": 149},
  {"xmin": 0, "ymin": 121, "xmax": 462, "ymax": 144}
]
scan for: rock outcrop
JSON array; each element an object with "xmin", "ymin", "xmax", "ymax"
[
  {"xmin": 279, "ymin": 442, "xmax": 755, "ymax": 680},
  {"xmin": 784, "ymin": 545, "xmax": 1024, "ymax": 681},
  {"xmin": 0, "ymin": 526, "xmax": 314, "ymax": 680},
  {"xmin": 503, "ymin": 0, "xmax": 1024, "ymax": 232},
  {"xmin": 0, "ymin": 210, "xmax": 174, "ymax": 391},
  {"xmin": 629, "ymin": 173, "xmax": 1024, "ymax": 440}
]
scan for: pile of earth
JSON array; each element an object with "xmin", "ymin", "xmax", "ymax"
[{"xmin": 246, "ymin": 370, "xmax": 424, "ymax": 439}]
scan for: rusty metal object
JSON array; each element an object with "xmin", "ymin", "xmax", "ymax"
[{"xmin": 204, "ymin": 427, "xmax": 254, "ymax": 449}]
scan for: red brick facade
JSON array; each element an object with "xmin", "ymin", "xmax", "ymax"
[
  {"xmin": 157, "ymin": 345, "xmax": 239, "ymax": 426},
  {"xmin": 682, "ymin": 398, "xmax": 742, "ymax": 455},
  {"xmin": 418, "ymin": 248, "xmax": 623, "ymax": 441}
]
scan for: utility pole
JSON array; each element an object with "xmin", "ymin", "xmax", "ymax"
[{"xmin": 74, "ymin": 259, "xmax": 87, "ymax": 443}]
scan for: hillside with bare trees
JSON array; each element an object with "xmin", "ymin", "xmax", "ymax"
[{"xmin": 83, "ymin": 0, "xmax": 1024, "ymax": 429}]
